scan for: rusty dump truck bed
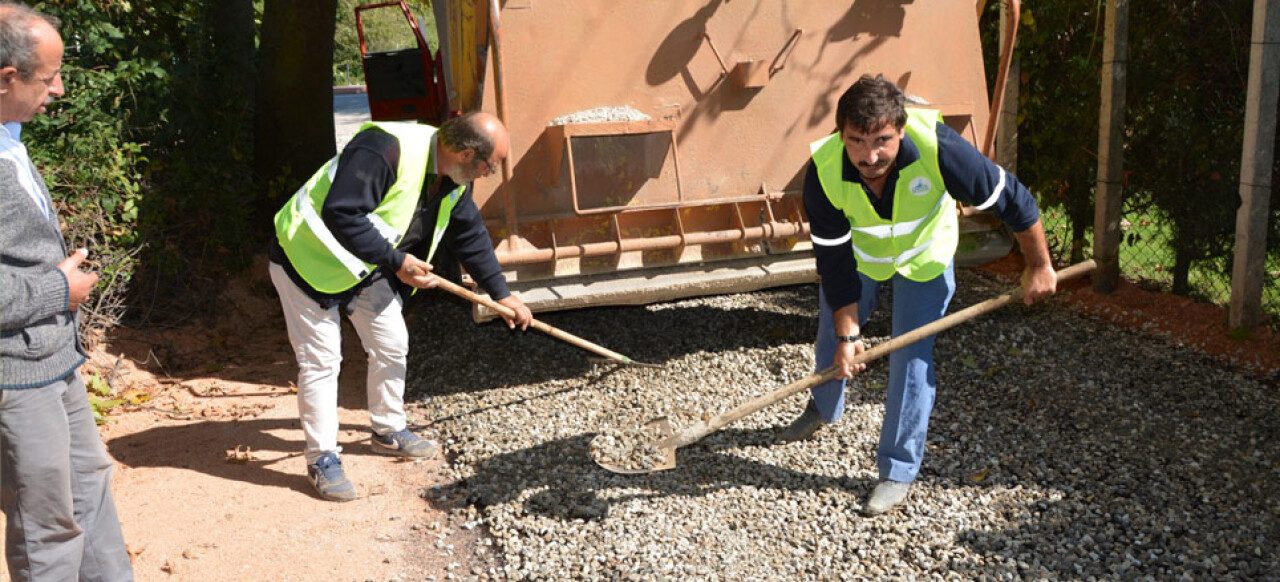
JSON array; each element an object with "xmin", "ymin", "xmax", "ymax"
[{"xmin": 360, "ymin": 0, "xmax": 1014, "ymax": 318}]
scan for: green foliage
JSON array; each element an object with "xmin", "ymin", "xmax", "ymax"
[
  {"xmin": 989, "ymin": 1, "xmax": 1280, "ymax": 321},
  {"xmin": 1126, "ymin": 0, "xmax": 1252, "ymax": 295},
  {"xmin": 986, "ymin": 1, "xmax": 1104, "ymax": 262},
  {"xmin": 334, "ymin": 0, "xmax": 363, "ymax": 85},
  {"xmin": 20, "ymin": 0, "xmax": 458, "ymax": 336},
  {"xmin": 85, "ymin": 371, "xmax": 122, "ymax": 424},
  {"xmin": 25, "ymin": 1, "xmax": 261, "ymax": 328},
  {"xmin": 21, "ymin": 1, "xmax": 450, "ymax": 332},
  {"xmin": 24, "ymin": 1, "xmax": 170, "ymax": 335}
]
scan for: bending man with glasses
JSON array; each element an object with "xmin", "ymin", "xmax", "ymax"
[{"xmin": 270, "ymin": 111, "xmax": 532, "ymax": 502}]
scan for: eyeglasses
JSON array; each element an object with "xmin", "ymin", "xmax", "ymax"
[{"xmin": 474, "ymin": 157, "xmax": 497, "ymax": 176}]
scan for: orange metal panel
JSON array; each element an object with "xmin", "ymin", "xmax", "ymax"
[
  {"xmin": 474, "ymin": 1, "xmax": 989, "ymax": 210},
  {"xmin": 438, "ymin": 1, "xmax": 1005, "ymax": 311}
]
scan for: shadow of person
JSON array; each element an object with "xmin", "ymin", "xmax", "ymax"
[
  {"xmin": 106, "ymin": 417, "xmax": 378, "ymax": 497},
  {"xmin": 407, "ymin": 285, "xmax": 820, "ymax": 397},
  {"xmin": 428, "ymin": 427, "xmax": 872, "ymax": 523},
  {"xmin": 644, "ymin": 0, "xmax": 728, "ymax": 87},
  {"xmin": 827, "ymin": 0, "xmax": 912, "ymax": 43},
  {"xmin": 804, "ymin": 0, "xmax": 914, "ymax": 128}
]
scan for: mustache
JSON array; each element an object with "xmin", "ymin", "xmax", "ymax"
[{"xmin": 857, "ymin": 160, "xmax": 889, "ymax": 169}]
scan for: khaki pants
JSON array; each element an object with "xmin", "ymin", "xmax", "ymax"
[
  {"xmin": 269, "ymin": 262, "xmax": 410, "ymax": 464},
  {"xmin": 0, "ymin": 371, "xmax": 133, "ymax": 581}
]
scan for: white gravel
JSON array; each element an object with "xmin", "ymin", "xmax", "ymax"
[
  {"xmin": 548, "ymin": 106, "xmax": 651, "ymax": 126},
  {"xmin": 404, "ymin": 268, "xmax": 1280, "ymax": 581}
]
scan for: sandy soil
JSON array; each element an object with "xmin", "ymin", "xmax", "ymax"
[
  {"xmin": 0, "ymin": 260, "xmax": 493, "ymax": 582},
  {"xmin": 1, "ymin": 255, "xmax": 1276, "ymax": 581}
]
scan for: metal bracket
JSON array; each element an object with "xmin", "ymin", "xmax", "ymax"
[{"xmin": 701, "ymin": 29, "xmax": 802, "ymax": 89}]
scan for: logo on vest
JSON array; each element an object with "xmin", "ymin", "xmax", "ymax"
[{"xmin": 908, "ymin": 177, "xmax": 933, "ymax": 196}]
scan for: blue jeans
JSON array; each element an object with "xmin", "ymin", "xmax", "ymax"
[
  {"xmin": 812, "ymin": 263, "xmax": 956, "ymax": 483},
  {"xmin": 0, "ymin": 372, "xmax": 133, "ymax": 581}
]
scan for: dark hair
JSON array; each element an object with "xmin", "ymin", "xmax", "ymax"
[
  {"xmin": 438, "ymin": 111, "xmax": 494, "ymax": 162},
  {"xmin": 0, "ymin": 2, "xmax": 59, "ymax": 80},
  {"xmin": 835, "ymin": 74, "xmax": 907, "ymax": 134}
]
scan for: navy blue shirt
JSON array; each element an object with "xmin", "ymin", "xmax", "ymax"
[
  {"xmin": 803, "ymin": 121, "xmax": 1041, "ymax": 312},
  {"xmin": 269, "ymin": 127, "xmax": 510, "ymax": 311}
]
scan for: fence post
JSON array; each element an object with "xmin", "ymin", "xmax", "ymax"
[
  {"xmin": 1231, "ymin": 0, "xmax": 1279, "ymax": 329},
  {"xmin": 1093, "ymin": 0, "xmax": 1129, "ymax": 294},
  {"xmin": 995, "ymin": 0, "xmax": 1019, "ymax": 175}
]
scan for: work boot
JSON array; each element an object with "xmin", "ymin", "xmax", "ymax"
[
  {"xmin": 863, "ymin": 480, "xmax": 911, "ymax": 516},
  {"xmin": 307, "ymin": 453, "xmax": 358, "ymax": 502},
  {"xmin": 777, "ymin": 399, "xmax": 825, "ymax": 443},
  {"xmin": 371, "ymin": 428, "xmax": 439, "ymax": 459}
]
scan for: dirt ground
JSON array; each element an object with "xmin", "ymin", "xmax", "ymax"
[
  {"xmin": 0, "ymin": 259, "xmax": 494, "ymax": 582},
  {"xmin": 3, "ymin": 255, "xmax": 1277, "ymax": 581}
]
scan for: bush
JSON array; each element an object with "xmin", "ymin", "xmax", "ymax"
[
  {"xmin": 27, "ymin": 1, "xmax": 260, "ymax": 331},
  {"xmin": 25, "ymin": 2, "xmax": 167, "ymax": 340}
]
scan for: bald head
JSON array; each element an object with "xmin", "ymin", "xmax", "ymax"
[
  {"xmin": 440, "ymin": 111, "xmax": 508, "ymax": 162},
  {"xmin": 438, "ymin": 111, "xmax": 509, "ymax": 184}
]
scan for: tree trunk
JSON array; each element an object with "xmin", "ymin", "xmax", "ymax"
[
  {"xmin": 1070, "ymin": 217, "xmax": 1088, "ymax": 264},
  {"xmin": 209, "ymin": 0, "xmax": 257, "ymax": 117},
  {"xmin": 1172, "ymin": 245, "xmax": 1192, "ymax": 296},
  {"xmin": 254, "ymin": 0, "xmax": 338, "ymax": 205},
  {"xmin": 1069, "ymin": 185, "xmax": 1093, "ymax": 264}
]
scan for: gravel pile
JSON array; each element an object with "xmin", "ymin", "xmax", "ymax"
[
  {"xmin": 548, "ymin": 106, "xmax": 651, "ymax": 126},
  {"xmin": 404, "ymin": 268, "xmax": 1280, "ymax": 581}
]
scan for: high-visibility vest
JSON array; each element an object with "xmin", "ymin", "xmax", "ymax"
[
  {"xmin": 274, "ymin": 121, "xmax": 464, "ymax": 294},
  {"xmin": 809, "ymin": 108, "xmax": 959, "ymax": 282}
]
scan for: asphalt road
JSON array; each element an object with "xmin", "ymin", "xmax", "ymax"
[{"xmin": 333, "ymin": 91, "xmax": 372, "ymax": 150}]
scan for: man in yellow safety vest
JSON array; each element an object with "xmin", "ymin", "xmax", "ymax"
[
  {"xmin": 269, "ymin": 111, "xmax": 532, "ymax": 501},
  {"xmin": 779, "ymin": 75, "xmax": 1058, "ymax": 515}
]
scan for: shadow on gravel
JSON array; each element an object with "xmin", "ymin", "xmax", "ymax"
[
  {"xmin": 425, "ymin": 365, "xmax": 634, "ymax": 426},
  {"xmin": 404, "ymin": 267, "xmax": 1280, "ymax": 578},
  {"xmin": 920, "ymin": 308, "xmax": 1280, "ymax": 579},
  {"xmin": 405, "ymin": 287, "xmax": 827, "ymax": 396},
  {"xmin": 431, "ymin": 427, "xmax": 872, "ymax": 522}
]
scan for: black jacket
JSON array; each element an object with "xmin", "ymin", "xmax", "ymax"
[{"xmin": 269, "ymin": 127, "xmax": 510, "ymax": 312}]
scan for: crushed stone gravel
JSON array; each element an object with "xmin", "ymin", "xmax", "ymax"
[{"xmin": 403, "ymin": 268, "xmax": 1280, "ymax": 581}]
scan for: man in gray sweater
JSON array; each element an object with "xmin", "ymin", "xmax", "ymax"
[{"xmin": 0, "ymin": 3, "xmax": 133, "ymax": 580}]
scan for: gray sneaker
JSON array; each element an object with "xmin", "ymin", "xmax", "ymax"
[
  {"xmin": 777, "ymin": 399, "xmax": 825, "ymax": 443},
  {"xmin": 307, "ymin": 453, "xmax": 358, "ymax": 502},
  {"xmin": 864, "ymin": 480, "xmax": 911, "ymax": 516},
  {"xmin": 371, "ymin": 428, "xmax": 439, "ymax": 459}
]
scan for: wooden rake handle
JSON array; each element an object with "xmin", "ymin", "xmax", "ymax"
[
  {"xmin": 431, "ymin": 277, "xmax": 655, "ymax": 367},
  {"xmin": 667, "ymin": 260, "xmax": 1097, "ymax": 448}
]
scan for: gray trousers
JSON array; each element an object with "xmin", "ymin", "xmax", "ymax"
[{"xmin": 0, "ymin": 371, "xmax": 133, "ymax": 581}]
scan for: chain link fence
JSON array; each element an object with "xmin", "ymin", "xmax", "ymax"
[{"xmin": 1038, "ymin": 205, "xmax": 1280, "ymax": 331}]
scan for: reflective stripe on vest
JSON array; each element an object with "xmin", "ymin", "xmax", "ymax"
[
  {"xmin": 808, "ymin": 107, "xmax": 959, "ymax": 282},
  {"xmin": 423, "ymin": 187, "xmax": 461, "ymax": 269},
  {"xmin": 274, "ymin": 121, "xmax": 463, "ymax": 294}
]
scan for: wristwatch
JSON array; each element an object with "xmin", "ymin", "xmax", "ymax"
[{"xmin": 836, "ymin": 333, "xmax": 862, "ymax": 343}]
